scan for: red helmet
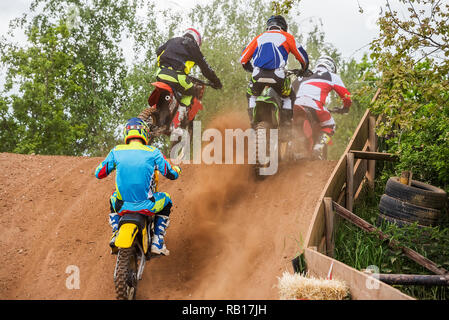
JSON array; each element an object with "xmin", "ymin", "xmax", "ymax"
[{"xmin": 184, "ymin": 28, "xmax": 202, "ymax": 47}]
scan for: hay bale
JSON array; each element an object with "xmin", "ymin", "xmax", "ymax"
[{"xmin": 277, "ymin": 272, "xmax": 349, "ymax": 300}]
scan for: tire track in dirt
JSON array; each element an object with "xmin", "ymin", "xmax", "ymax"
[{"xmin": 0, "ymin": 111, "xmax": 336, "ymax": 299}]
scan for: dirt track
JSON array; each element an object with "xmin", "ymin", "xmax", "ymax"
[{"xmin": 0, "ymin": 112, "xmax": 336, "ymax": 300}]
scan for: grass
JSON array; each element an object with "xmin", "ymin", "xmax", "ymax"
[{"xmin": 334, "ymin": 179, "xmax": 449, "ymax": 300}]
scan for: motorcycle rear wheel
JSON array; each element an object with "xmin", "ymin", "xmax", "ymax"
[
  {"xmin": 138, "ymin": 106, "xmax": 158, "ymax": 126},
  {"xmin": 114, "ymin": 247, "xmax": 138, "ymax": 300}
]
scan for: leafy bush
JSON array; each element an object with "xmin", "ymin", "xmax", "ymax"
[
  {"xmin": 367, "ymin": 0, "xmax": 449, "ymax": 192},
  {"xmin": 335, "ymin": 183, "xmax": 449, "ymax": 300}
]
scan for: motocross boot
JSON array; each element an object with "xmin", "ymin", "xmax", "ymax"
[
  {"xmin": 151, "ymin": 215, "xmax": 170, "ymax": 256},
  {"xmin": 313, "ymin": 132, "xmax": 331, "ymax": 160},
  {"xmin": 109, "ymin": 230, "xmax": 119, "ymax": 254},
  {"xmin": 109, "ymin": 212, "xmax": 120, "ymax": 254}
]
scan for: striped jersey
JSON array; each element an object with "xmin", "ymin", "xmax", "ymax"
[
  {"xmin": 240, "ymin": 30, "xmax": 309, "ymax": 70},
  {"xmin": 297, "ymin": 67, "xmax": 352, "ymax": 108},
  {"xmin": 95, "ymin": 141, "xmax": 178, "ymax": 203}
]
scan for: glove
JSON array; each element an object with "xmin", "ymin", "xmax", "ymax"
[
  {"xmin": 211, "ymin": 80, "xmax": 222, "ymax": 90},
  {"xmin": 172, "ymin": 165, "xmax": 181, "ymax": 176},
  {"xmin": 242, "ymin": 61, "xmax": 254, "ymax": 73},
  {"xmin": 301, "ymin": 69, "xmax": 313, "ymax": 77}
]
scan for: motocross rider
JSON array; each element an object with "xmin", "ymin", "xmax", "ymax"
[
  {"xmin": 95, "ymin": 117, "xmax": 181, "ymax": 256},
  {"xmin": 293, "ymin": 55, "xmax": 352, "ymax": 158},
  {"xmin": 140, "ymin": 28, "xmax": 222, "ymax": 125},
  {"xmin": 239, "ymin": 15, "xmax": 310, "ymax": 126}
]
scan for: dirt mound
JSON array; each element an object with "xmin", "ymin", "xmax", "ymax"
[{"xmin": 0, "ymin": 111, "xmax": 336, "ymax": 300}]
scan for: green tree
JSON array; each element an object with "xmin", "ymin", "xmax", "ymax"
[
  {"xmin": 367, "ymin": 0, "xmax": 449, "ymax": 190},
  {"xmin": 1, "ymin": 22, "xmax": 87, "ymax": 155},
  {"xmin": 1, "ymin": 0, "xmax": 146, "ymax": 156},
  {"xmin": 271, "ymin": 0, "xmax": 301, "ymax": 15}
]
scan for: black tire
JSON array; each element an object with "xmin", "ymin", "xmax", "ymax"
[
  {"xmin": 385, "ymin": 177, "xmax": 447, "ymax": 210},
  {"xmin": 114, "ymin": 247, "xmax": 138, "ymax": 300},
  {"xmin": 138, "ymin": 106, "xmax": 158, "ymax": 126},
  {"xmin": 377, "ymin": 213, "xmax": 426, "ymax": 229},
  {"xmin": 379, "ymin": 194, "xmax": 440, "ymax": 226}
]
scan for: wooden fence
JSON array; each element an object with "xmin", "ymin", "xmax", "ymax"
[
  {"xmin": 304, "ymin": 107, "xmax": 377, "ymax": 253},
  {"xmin": 301, "ymin": 93, "xmax": 416, "ymax": 299}
]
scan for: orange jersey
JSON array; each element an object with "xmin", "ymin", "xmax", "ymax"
[{"xmin": 240, "ymin": 30, "xmax": 309, "ymax": 70}]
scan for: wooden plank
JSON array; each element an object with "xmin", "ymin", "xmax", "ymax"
[
  {"xmin": 304, "ymin": 159, "xmax": 346, "ymax": 250},
  {"xmin": 304, "ymin": 109, "xmax": 371, "ymax": 249},
  {"xmin": 333, "ymin": 201, "xmax": 449, "ymax": 276},
  {"xmin": 378, "ymin": 274, "xmax": 449, "ymax": 286},
  {"xmin": 337, "ymin": 186, "xmax": 345, "ymax": 205},
  {"xmin": 351, "ymin": 151, "xmax": 399, "ymax": 162},
  {"xmin": 318, "ymin": 235, "xmax": 327, "ymax": 254},
  {"xmin": 346, "ymin": 152, "xmax": 354, "ymax": 212},
  {"xmin": 305, "ymin": 202, "xmax": 326, "ymax": 253},
  {"xmin": 304, "ymin": 248, "xmax": 414, "ymax": 300},
  {"xmin": 400, "ymin": 171, "xmax": 413, "ymax": 186},
  {"xmin": 367, "ymin": 115, "xmax": 377, "ymax": 189},
  {"xmin": 353, "ymin": 141, "xmax": 370, "ymax": 200},
  {"xmin": 347, "ymin": 111, "xmax": 370, "ymax": 152},
  {"xmin": 353, "ymin": 158, "xmax": 367, "ymax": 197},
  {"xmin": 324, "ymin": 197, "xmax": 335, "ymax": 258},
  {"xmin": 354, "ymin": 177, "xmax": 366, "ymax": 201}
]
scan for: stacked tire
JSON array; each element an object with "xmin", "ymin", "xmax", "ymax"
[{"xmin": 378, "ymin": 177, "xmax": 447, "ymax": 227}]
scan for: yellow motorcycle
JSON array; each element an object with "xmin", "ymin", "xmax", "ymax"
[{"xmin": 112, "ymin": 170, "xmax": 160, "ymax": 300}]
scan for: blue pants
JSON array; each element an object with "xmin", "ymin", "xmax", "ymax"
[{"xmin": 109, "ymin": 191, "xmax": 172, "ymax": 231}]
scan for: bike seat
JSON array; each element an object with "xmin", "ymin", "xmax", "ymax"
[{"xmin": 118, "ymin": 213, "xmax": 148, "ymax": 231}]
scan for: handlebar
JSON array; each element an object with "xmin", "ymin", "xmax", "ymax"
[
  {"xmin": 187, "ymin": 76, "xmax": 213, "ymax": 87},
  {"xmin": 285, "ymin": 68, "xmax": 314, "ymax": 78},
  {"xmin": 329, "ymin": 107, "xmax": 349, "ymax": 114}
]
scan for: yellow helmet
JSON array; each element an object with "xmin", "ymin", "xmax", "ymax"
[{"xmin": 124, "ymin": 117, "xmax": 151, "ymax": 145}]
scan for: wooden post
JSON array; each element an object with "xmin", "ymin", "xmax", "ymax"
[
  {"xmin": 324, "ymin": 197, "xmax": 335, "ymax": 258},
  {"xmin": 400, "ymin": 171, "xmax": 413, "ymax": 186},
  {"xmin": 351, "ymin": 151, "xmax": 399, "ymax": 162},
  {"xmin": 305, "ymin": 248, "xmax": 414, "ymax": 300},
  {"xmin": 333, "ymin": 201, "xmax": 449, "ymax": 276},
  {"xmin": 346, "ymin": 152, "xmax": 354, "ymax": 212},
  {"xmin": 367, "ymin": 115, "xmax": 377, "ymax": 190},
  {"xmin": 378, "ymin": 274, "xmax": 449, "ymax": 286}
]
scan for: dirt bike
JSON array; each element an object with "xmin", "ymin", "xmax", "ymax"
[
  {"xmin": 138, "ymin": 76, "xmax": 213, "ymax": 140},
  {"xmin": 289, "ymin": 101, "xmax": 341, "ymax": 161},
  {"xmin": 112, "ymin": 170, "xmax": 160, "ymax": 300},
  {"xmin": 252, "ymin": 69, "xmax": 305, "ymax": 176}
]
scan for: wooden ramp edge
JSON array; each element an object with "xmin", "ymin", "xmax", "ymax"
[
  {"xmin": 301, "ymin": 106, "xmax": 415, "ymax": 300},
  {"xmin": 304, "ymin": 109, "xmax": 370, "ymax": 252},
  {"xmin": 304, "ymin": 248, "xmax": 414, "ymax": 300}
]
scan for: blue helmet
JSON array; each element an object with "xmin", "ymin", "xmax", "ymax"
[{"xmin": 124, "ymin": 117, "xmax": 151, "ymax": 145}]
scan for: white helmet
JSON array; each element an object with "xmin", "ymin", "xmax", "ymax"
[
  {"xmin": 315, "ymin": 55, "xmax": 336, "ymax": 73},
  {"xmin": 183, "ymin": 28, "xmax": 202, "ymax": 47}
]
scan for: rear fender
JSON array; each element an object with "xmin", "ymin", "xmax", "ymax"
[
  {"xmin": 115, "ymin": 223, "xmax": 138, "ymax": 249},
  {"xmin": 188, "ymin": 97, "xmax": 203, "ymax": 121},
  {"xmin": 148, "ymin": 82, "xmax": 173, "ymax": 107},
  {"xmin": 141, "ymin": 224, "xmax": 149, "ymax": 254},
  {"xmin": 254, "ymin": 88, "xmax": 281, "ymax": 126}
]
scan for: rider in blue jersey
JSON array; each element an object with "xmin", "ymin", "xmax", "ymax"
[{"xmin": 95, "ymin": 117, "xmax": 181, "ymax": 256}]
